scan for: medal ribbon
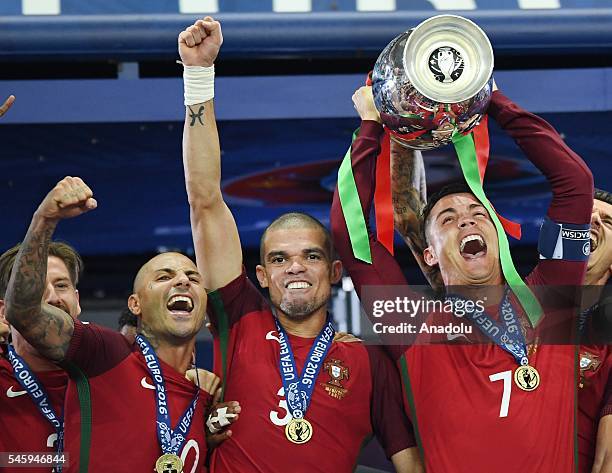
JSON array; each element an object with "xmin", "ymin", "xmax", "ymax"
[
  {"xmin": 274, "ymin": 317, "xmax": 335, "ymax": 419},
  {"xmin": 7, "ymin": 345, "xmax": 65, "ymax": 471},
  {"xmin": 452, "ymin": 130, "xmax": 542, "ymax": 327},
  {"xmin": 447, "ymin": 289, "xmax": 529, "ymax": 366},
  {"xmin": 136, "ymin": 335, "xmax": 199, "ymax": 456}
]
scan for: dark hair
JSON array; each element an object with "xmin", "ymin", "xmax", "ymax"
[
  {"xmin": 421, "ymin": 182, "xmax": 474, "ymax": 243},
  {"xmin": 594, "ymin": 188, "xmax": 612, "ymax": 206},
  {"xmin": 118, "ymin": 307, "xmax": 138, "ymax": 330},
  {"xmin": 0, "ymin": 241, "xmax": 83, "ymax": 298},
  {"xmin": 260, "ymin": 212, "xmax": 334, "ymax": 264}
]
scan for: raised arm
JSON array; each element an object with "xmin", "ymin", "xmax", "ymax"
[
  {"xmin": 330, "ymin": 86, "xmax": 408, "ymax": 298},
  {"xmin": 489, "ymin": 86, "xmax": 594, "ymax": 286},
  {"xmin": 391, "ymin": 142, "xmax": 443, "ymax": 292},
  {"xmin": 180, "ymin": 18, "xmax": 242, "ymax": 291},
  {"xmin": 4, "ymin": 177, "xmax": 97, "ymax": 361},
  {"xmin": 489, "ymin": 88, "xmax": 593, "ymax": 225}
]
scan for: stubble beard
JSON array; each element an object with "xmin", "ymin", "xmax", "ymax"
[{"xmin": 276, "ymin": 293, "xmax": 329, "ymax": 321}]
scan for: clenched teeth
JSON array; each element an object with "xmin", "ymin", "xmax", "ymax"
[{"xmin": 286, "ymin": 281, "xmax": 311, "ymax": 289}]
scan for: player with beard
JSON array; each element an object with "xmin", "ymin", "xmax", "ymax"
[
  {"xmin": 179, "ymin": 17, "xmax": 422, "ymax": 472},
  {"xmin": 0, "ymin": 242, "xmax": 82, "ymax": 471},
  {"xmin": 330, "ymin": 84, "xmax": 594, "ymax": 472},
  {"xmin": 4, "ymin": 177, "xmax": 222, "ymax": 472}
]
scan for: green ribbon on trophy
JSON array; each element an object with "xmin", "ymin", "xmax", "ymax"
[
  {"xmin": 337, "ymin": 119, "xmax": 543, "ymax": 327},
  {"xmin": 452, "ymin": 126, "xmax": 543, "ymax": 327},
  {"xmin": 337, "ymin": 128, "xmax": 372, "ymax": 263}
]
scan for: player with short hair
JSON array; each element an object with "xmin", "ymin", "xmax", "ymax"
[
  {"xmin": 4, "ymin": 177, "xmax": 221, "ymax": 472},
  {"xmin": 391, "ymin": 145, "xmax": 612, "ymax": 473},
  {"xmin": 330, "ymin": 84, "xmax": 594, "ymax": 472},
  {"xmin": 0, "ymin": 241, "xmax": 82, "ymax": 470},
  {"xmin": 179, "ymin": 17, "xmax": 422, "ymax": 472}
]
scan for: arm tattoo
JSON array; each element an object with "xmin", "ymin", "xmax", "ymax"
[
  {"xmin": 390, "ymin": 142, "xmax": 444, "ymax": 292},
  {"xmin": 4, "ymin": 218, "xmax": 74, "ymax": 361},
  {"xmin": 188, "ymin": 105, "xmax": 205, "ymax": 127}
]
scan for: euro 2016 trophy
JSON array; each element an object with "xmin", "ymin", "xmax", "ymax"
[{"xmin": 372, "ymin": 15, "xmax": 494, "ymax": 150}]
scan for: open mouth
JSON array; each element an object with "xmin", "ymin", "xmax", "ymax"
[
  {"xmin": 166, "ymin": 295, "xmax": 194, "ymax": 314},
  {"xmin": 285, "ymin": 281, "xmax": 312, "ymax": 290},
  {"xmin": 459, "ymin": 234, "xmax": 487, "ymax": 259},
  {"xmin": 590, "ymin": 231, "xmax": 598, "ymax": 253}
]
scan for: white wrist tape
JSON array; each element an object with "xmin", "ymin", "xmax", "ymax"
[
  {"xmin": 206, "ymin": 406, "xmax": 237, "ymax": 434},
  {"xmin": 183, "ymin": 65, "xmax": 215, "ymax": 106}
]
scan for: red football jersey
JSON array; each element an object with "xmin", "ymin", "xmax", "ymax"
[
  {"xmin": 577, "ymin": 345, "xmax": 611, "ymax": 473},
  {"xmin": 61, "ymin": 321, "xmax": 210, "ymax": 473},
  {"xmin": 0, "ymin": 356, "xmax": 67, "ymax": 473},
  {"xmin": 330, "ymin": 92, "xmax": 594, "ymax": 473},
  {"xmin": 207, "ymin": 270, "xmax": 414, "ymax": 472}
]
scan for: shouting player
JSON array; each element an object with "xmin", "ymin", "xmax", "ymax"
[
  {"xmin": 390, "ymin": 132, "xmax": 611, "ymax": 472},
  {"xmin": 330, "ymin": 84, "xmax": 594, "ymax": 472},
  {"xmin": 179, "ymin": 17, "xmax": 422, "ymax": 472},
  {"xmin": 4, "ymin": 177, "xmax": 221, "ymax": 472}
]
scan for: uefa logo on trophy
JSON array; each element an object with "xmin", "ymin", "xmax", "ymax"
[{"xmin": 372, "ymin": 15, "xmax": 494, "ymax": 150}]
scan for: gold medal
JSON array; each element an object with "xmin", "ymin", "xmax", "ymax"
[
  {"xmin": 155, "ymin": 453, "xmax": 183, "ymax": 473},
  {"xmin": 514, "ymin": 365, "xmax": 540, "ymax": 391},
  {"xmin": 285, "ymin": 417, "xmax": 313, "ymax": 444}
]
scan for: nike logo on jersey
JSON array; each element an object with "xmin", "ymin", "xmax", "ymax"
[
  {"xmin": 6, "ymin": 385, "xmax": 27, "ymax": 398},
  {"xmin": 447, "ymin": 332, "xmax": 469, "ymax": 341},
  {"xmin": 266, "ymin": 331, "xmax": 281, "ymax": 344},
  {"xmin": 140, "ymin": 377, "xmax": 156, "ymax": 390}
]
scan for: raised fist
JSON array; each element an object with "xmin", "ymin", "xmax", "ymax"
[
  {"xmin": 178, "ymin": 17, "xmax": 223, "ymax": 67},
  {"xmin": 36, "ymin": 176, "xmax": 97, "ymax": 222},
  {"xmin": 0, "ymin": 95, "xmax": 15, "ymax": 118},
  {"xmin": 352, "ymin": 86, "xmax": 381, "ymax": 123}
]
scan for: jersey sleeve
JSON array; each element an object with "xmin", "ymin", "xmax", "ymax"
[
  {"xmin": 366, "ymin": 344, "xmax": 416, "ymax": 458},
  {"xmin": 330, "ymin": 122, "xmax": 414, "ymax": 359},
  {"xmin": 63, "ymin": 320, "xmax": 132, "ymax": 377},
  {"xmin": 206, "ymin": 266, "xmax": 268, "ymax": 335},
  {"xmin": 330, "ymin": 121, "xmax": 409, "ymax": 296},
  {"xmin": 488, "ymin": 91, "xmax": 593, "ymax": 287}
]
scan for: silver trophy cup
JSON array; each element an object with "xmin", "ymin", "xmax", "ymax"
[{"xmin": 372, "ymin": 15, "xmax": 494, "ymax": 150}]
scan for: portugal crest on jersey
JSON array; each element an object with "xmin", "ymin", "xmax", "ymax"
[
  {"xmin": 579, "ymin": 351, "xmax": 601, "ymax": 388},
  {"xmin": 321, "ymin": 359, "xmax": 349, "ymax": 400}
]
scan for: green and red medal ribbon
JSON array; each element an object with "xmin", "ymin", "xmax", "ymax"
[{"xmin": 337, "ymin": 87, "xmax": 542, "ymax": 326}]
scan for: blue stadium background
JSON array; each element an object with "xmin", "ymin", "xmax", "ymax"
[{"xmin": 1, "ymin": 2, "xmax": 611, "ymax": 470}]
